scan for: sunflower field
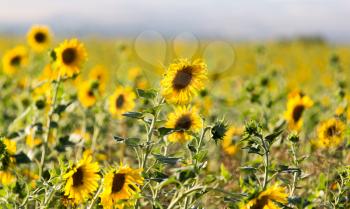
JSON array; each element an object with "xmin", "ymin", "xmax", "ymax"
[{"xmin": 1, "ymin": 25, "xmax": 350, "ymax": 209}]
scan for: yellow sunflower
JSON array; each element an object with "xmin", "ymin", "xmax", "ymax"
[
  {"xmin": 3, "ymin": 138, "xmax": 16, "ymax": 155},
  {"xmin": 160, "ymin": 59, "xmax": 207, "ymax": 104},
  {"xmin": 165, "ymin": 106, "xmax": 202, "ymax": 143},
  {"xmin": 100, "ymin": 164, "xmax": 143, "ymax": 209},
  {"xmin": 27, "ymin": 25, "xmax": 52, "ymax": 53},
  {"xmin": 54, "ymin": 38, "xmax": 87, "ymax": 78},
  {"xmin": 2, "ymin": 46, "xmax": 28, "ymax": 76},
  {"xmin": 284, "ymin": 93, "xmax": 313, "ymax": 131},
  {"xmin": 108, "ymin": 86, "xmax": 136, "ymax": 119},
  {"xmin": 313, "ymin": 118, "xmax": 345, "ymax": 148},
  {"xmin": 221, "ymin": 126, "xmax": 243, "ymax": 156},
  {"xmin": 0, "ymin": 170, "xmax": 16, "ymax": 186},
  {"xmin": 241, "ymin": 185, "xmax": 288, "ymax": 209},
  {"xmin": 63, "ymin": 153, "xmax": 100, "ymax": 204},
  {"xmin": 89, "ymin": 65, "xmax": 108, "ymax": 93},
  {"xmin": 78, "ymin": 80, "xmax": 99, "ymax": 108}
]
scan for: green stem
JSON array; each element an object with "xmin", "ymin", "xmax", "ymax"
[
  {"xmin": 167, "ymin": 186, "xmax": 205, "ymax": 209},
  {"xmin": 39, "ymin": 73, "xmax": 61, "ymax": 177},
  {"xmin": 259, "ymin": 135, "xmax": 269, "ymax": 190}
]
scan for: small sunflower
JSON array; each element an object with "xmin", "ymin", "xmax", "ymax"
[
  {"xmin": 108, "ymin": 86, "xmax": 136, "ymax": 119},
  {"xmin": 78, "ymin": 80, "xmax": 99, "ymax": 108},
  {"xmin": 284, "ymin": 93, "xmax": 313, "ymax": 131},
  {"xmin": 2, "ymin": 46, "xmax": 28, "ymax": 76},
  {"xmin": 165, "ymin": 106, "xmax": 202, "ymax": 143},
  {"xmin": 55, "ymin": 38, "xmax": 87, "ymax": 78},
  {"xmin": 314, "ymin": 118, "xmax": 345, "ymax": 148},
  {"xmin": 27, "ymin": 25, "xmax": 52, "ymax": 53},
  {"xmin": 242, "ymin": 185, "xmax": 288, "ymax": 209},
  {"xmin": 63, "ymin": 153, "xmax": 100, "ymax": 204},
  {"xmin": 161, "ymin": 59, "xmax": 207, "ymax": 104},
  {"xmin": 0, "ymin": 170, "xmax": 16, "ymax": 186},
  {"xmin": 89, "ymin": 65, "xmax": 108, "ymax": 93},
  {"xmin": 221, "ymin": 126, "xmax": 243, "ymax": 156},
  {"xmin": 100, "ymin": 164, "xmax": 143, "ymax": 209}
]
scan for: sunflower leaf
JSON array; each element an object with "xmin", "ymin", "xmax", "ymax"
[
  {"xmin": 122, "ymin": 111, "xmax": 144, "ymax": 119},
  {"xmin": 14, "ymin": 152, "xmax": 31, "ymax": 164},
  {"xmin": 136, "ymin": 89, "xmax": 157, "ymax": 99},
  {"xmin": 153, "ymin": 154, "xmax": 181, "ymax": 165}
]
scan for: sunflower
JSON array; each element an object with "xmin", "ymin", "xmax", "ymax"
[
  {"xmin": 314, "ymin": 118, "xmax": 345, "ymax": 148},
  {"xmin": 3, "ymin": 138, "xmax": 16, "ymax": 155},
  {"xmin": 161, "ymin": 59, "xmax": 207, "ymax": 104},
  {"xmin": 241, "ymin": 185, "xmax": 288, "ymax": 209},
  {"xmin": 284, "ymin": 93, "xmax": 313, "ymax": 131},
  {"xmin": 89, "ymin": 65, "xmax": 108, "ymax": 93},
  {"xmin": 78, "ymin": 80, "xmax": 99, "ymax": 108},
  {"xmin": 165, "ymin": 106, "xmax": 202, "ymax": 143},
  {"xmin": 221, "ymin": 126, "xmax": 243, "ymax": 156},
  {"xmin": 2, "ymin": 46, "xmax": 28, "ymax": 76},
  {"xmin": 0, "ymin": 170, "xmax": 16, "ymax": 186},
  {"xmin": 27, "ymin": 25, "xmax": 52, "ymax": 53},
  {"xmin": 54, "ymin": 38, "xmax": 87, "ymax": 78},
  {"xmin": 108, "ymin": 86, "xmax": 136, "ymax": 119},
  {"xmin": 100, "ymin": 164, "xmax": 143, "ymax": 209},
  {"xmin": 63, "ymin": 153, "xmax": 100, "ymax": 204}
]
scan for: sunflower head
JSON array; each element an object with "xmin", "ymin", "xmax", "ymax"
[
  {"xmin": 2, "ymin": 46, "xmax": 28, "ymax": 76},
  {"xmin": 27, "ymin": 25, "xmax": 52, "ymax": 53},
  {"xmin": 165, "ymin": 106, "xmax": 202, "ymax": 143},
  {"xmin": 221, "ymin": 126, "xmax": 243, "ymax": 156},
  {"xmin": 242, "ymin": 185, "xmax": 288, "ymax": 209},
  {"xmin": 100, "ymin": 164, "xmax": 143, "ymax": 209},
  {"xmin": 314, "ymin": 118, "xmax": 345, "ymax": 148},
  {"xmin": 55, "ymin": 39, "xmax": 87, "ymax": 78},
  {"xmin": 284, "ymin": 93, "xmax": 313, "ymax": 131},
  {"xmin": 78, "ymin": 80, "xmax": 99, "ymax": 108},
  {"xmin": 63, "ymin": 154, "xmax": 100, "ymax": 204},
  {"xmin": 161, "ymin": 59, "xmax": 207, "ymax": 104},
  {"xmin": 89, "ymin": 65, "xmax": 108, "ymax": 93},
  {"xmin": 108, "ymin": 86, "xmax": 136, "ymax": 119}
]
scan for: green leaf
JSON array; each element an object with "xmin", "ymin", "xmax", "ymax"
[
  {"xmin": 122, "ymin": 112, "xmax": 144, "ymax": 119},
  {"xmin": 158, "ymin": 127, "xmax": 174, "ymax": 137},
  {"xmin": 54, "ymin": 103, "xmax": 72, "ymax": 115},
  {"xmin": 194, "ymin": 150, "xmax": 208, "ymax": 162},
  {"xmin": 220, "ymin": 163, "xmax": 231, "ymax": 181},
  {"xmin": 265, "ymin": 129, "xmax": 284, "ymax": 144},
  {"xmin": 14, "ymin": 152, "xmax": 31, "ymax": 164},
  {"xmin": 240, "ymin": 166, "xmax": 257, "ymax": 173},
  {"xmin": 136, "ymin": 89, "xmax": 157, "ymax": 99},
  {"xmin": 125, "ymin": 138, "xmax": 140, "ymax": 147},
  {"xmin": 153, "ymin": 154, "xmax": 181, "ymax": 165}
]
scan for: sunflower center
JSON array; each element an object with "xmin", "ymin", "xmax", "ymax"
[
  {"xmin": 172, "ymin": 66, "xmax": 193, "ymax": 90},
  {"xmin": 116, "ymin": 95, "xmax": 125, "ymax": 108},
  {"xmin": 292, "ymin": 105, "xmax": 305, "ymax": 122},
  {"xmin": 175, "ymin": 114, "xmax": 192, "ymax": 130},
  {"xmin": 72, "ymin": 167, "xmax": 84, "ymax": 187},
  {"xmin": 62, "ymin": 48, "xmax": 77, "ymax": 65},
  {"xmin": 34, "ymin": 32, "xmax": 46, "ymax": 43},
  {"xmin": 251, "ymin": 196, "xmax": 269, "ymax": 209},
  {"xmin": 326, "ymin": 125, "xmax": 338, "ymax": 137},
  {"xmin": 10, "ymin": 56, "xmax": 21, "ymax": 66},
  {"xmin": 87, "ymin": 90, "xmax": 94, "ymax": 97},
  {"xmin": 112, "ymin": 173, "xmax": 126, "ymax": 193}
]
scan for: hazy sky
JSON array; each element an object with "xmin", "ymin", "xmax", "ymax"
[{"xmin": 1, "ymin": 0, "xmax": 349, "ymax": 42}]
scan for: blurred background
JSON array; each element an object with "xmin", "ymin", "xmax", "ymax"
[{"xmin": 1, "ymin": 0, "xmax": 350, "ymax": 43}]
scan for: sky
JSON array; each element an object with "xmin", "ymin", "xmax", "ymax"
[{"xmin": 0, "ymin": 0, "xmax": 349, "ymax": 42}]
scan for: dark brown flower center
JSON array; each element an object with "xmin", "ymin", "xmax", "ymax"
[
  {"xmin": 326, "ymin": 125, "xmax": 338, "ymax": 137},
  {"xmin": 34, "ymin": 32, "xmax": 46, "ymax": 43},
  {"xmin": 10, "ymin": 55, "xmax": 21, "ymax": 66},
  {"xmin": 87, "ymin": 90, "xmax": 94, "ymax": 97},
  {"xmin": 175, "ymin": 114, "xmax": 192, "ymax": 130},
  {"xmin": 112, "ymin": 173, "xmax": 126, "ymax": 193},
  {"xmin": 72, "ymin": 167, "xmax": 84, "ymax": 187},
  {"xmin": 292, "ymin": 105, "xmax": 305, "ymax": 122},
  {"xmin": 251, "ymin": 196, "xmax": 269, "ymax": 209},
  {"xmin": 172, "ymin": 66, "xmax": 193, "ymax": 90},
  {"xmin": 62, "ymin": 48, "xmax": 77, "ymax": 65},
  {"xmin": 116, "ymin": 95, "xmax": 125, "ymax": 108}
]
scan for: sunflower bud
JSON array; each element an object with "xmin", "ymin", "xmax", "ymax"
[
  {"xmin": 211, "ymin": 121, "xmax": 228, "ymax": 143},
  {"xmin": 288, "ymin": 133, "xmax": 299, "ymax": 143}
]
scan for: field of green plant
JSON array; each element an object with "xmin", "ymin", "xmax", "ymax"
[{"xmin": 1, "ymin": 26, "xmax": 350, "ymax": 209}]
